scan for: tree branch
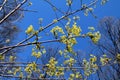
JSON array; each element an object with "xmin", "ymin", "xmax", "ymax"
[{"xmin": 0, "ymin": 0, "xmax": 27, "ymax": 24}]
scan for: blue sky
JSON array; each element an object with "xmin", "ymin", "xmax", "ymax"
[{"xmin": 16, "ymin": 0, "xmax": 120, "ymax": 60}]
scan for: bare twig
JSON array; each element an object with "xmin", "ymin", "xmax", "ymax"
[
  {"xmin": 0, "ymin": 0, "xmax": 27, "ymax": 24},
  {"xmin": 0, "ymin": 34, "xmax": 86, "ymax": 51},
  {"xmin": 0, "ymin": 0, "xmax": 7, "ymax": 11}
]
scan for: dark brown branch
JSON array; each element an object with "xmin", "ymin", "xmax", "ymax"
[{"xmin": 0, "ymin": 34, "xmax": 86, "ymax": 51}]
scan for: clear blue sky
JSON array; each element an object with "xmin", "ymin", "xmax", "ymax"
[{"xmin": 17, "ymin": 0, "xmax": 120, "ymax": 69}]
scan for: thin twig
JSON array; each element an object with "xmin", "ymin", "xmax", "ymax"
[
  {"xmin": 0, "ymin": 0, "xmax": 7, "ymax": 11},
  {"xmin": 0, "ymin": 34, "xmax": 86, "ymax": 50},
  {"xmin": 0, "ymin": 74, "xmax": 66, "ymax": 80},
  {"xmin": 0, "ymin": 0, "xmax": 27, "ymax": 24}
]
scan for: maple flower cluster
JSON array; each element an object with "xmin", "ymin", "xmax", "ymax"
[
  {"xmin": 25, "ymin": 62, "xmax": 37, "ymax": 74},
  {"xmin": 83, "ymin": 55, "xmax": 98, "ymax": 76},
  {"xmin": 51, "ymin": 26, "xmax": 64, "ymax": 34},
  {"xmin": 100, "ymin": 54, "xmax": 111, "ymax": 66},
  {"xmin": 46, "ymin": 57, "xmax": 58, "ymax": 76},
  {"xmin": 68, "ymin": 72, "xmax": 82, "ymax": 80},
  {"xmin": 45, "ymin": 57, "xmax": 65, "ymax": 77},
  {"xmin": 87, "ymin": 31, "xmax": 101, "ymax": 44},
  {"xmin": 70, "ymin": 22, "xmax": 81, "ymax": 36},
  {"xmin": 64, "ymin": 57, "xmax": 76, "ymax": 67}
]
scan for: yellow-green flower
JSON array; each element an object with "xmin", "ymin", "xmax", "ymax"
[
  {"xmin": 117, "ymin": 53, "xmax": 120, "ymax": 60},
  {"xmin": 0, "ymin": 54, "xmax": 4, "ymax": 60},
  {"xmin": 53, "ymin": 19, "xmax": 58, "ymax": 23},
  {"xmin": 90, "ymin": 54, "xmax": 97, "ymax": 63},
  {"xmin": 71, "ymin": 23, "xmax": 81, "ymax": 36},
  {"xmin": 25, "ymin": 62, "xmax": 37, "ymax": 74},
  {"xmin": 51, "ymin": 26, "xmax": 64, "ymax": 34},
  {"xmin": 13, "ymin": 67, "xmax": 21, "ymax": 75},
  {"xmin": 9, "ymin": 56, "xmax": 16, "ymax": 62},
  {"xmin": 60, "ymin": 35, "xmax": 67, "ymax": 44},
  {"xmin": 25, "ymin": 25, "xmax": 34, "ymax": 34},
  {"xmin": 70, "ymin": 73, "xmax": 75, "ymax": 78},
  {"xmin": 46, "ymin": 57, "xmax": 58, "ymax": 76},
  {"xmin": 92, "ymin": 31, "xmax": 101, "ymax": 43},
  {"xmin": 32, "ymin": 51, "xmax": 42, "ymax": 58},
  {"xmin": 87, "ymin": 31, "xmax": 101, "ymax": 44},
  {"xmin": 66, "ymin": 44, "xmax": 73, "ymax": 52},
  {"xmin": 69, "ymin": 38, "xmax": 77, "ymax": 45},
  {"xmin": 59, "ymin": 50, "xmax": 63, "ymax": 55},
  {"xmin": 19, "ymin": 72, "xmax": 23, "ymax": 78},
  {"xmin": 100, "ymin": 56, "xmax": 111, "ymax": 66},
  {"xmin": 66, "ymin": 0, "xmax": 72, "ymax": 6}
]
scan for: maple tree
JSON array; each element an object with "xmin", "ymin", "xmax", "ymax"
[{"xmin": 1, "ymin": 0, "xmax": 119, "ymax": 80}]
